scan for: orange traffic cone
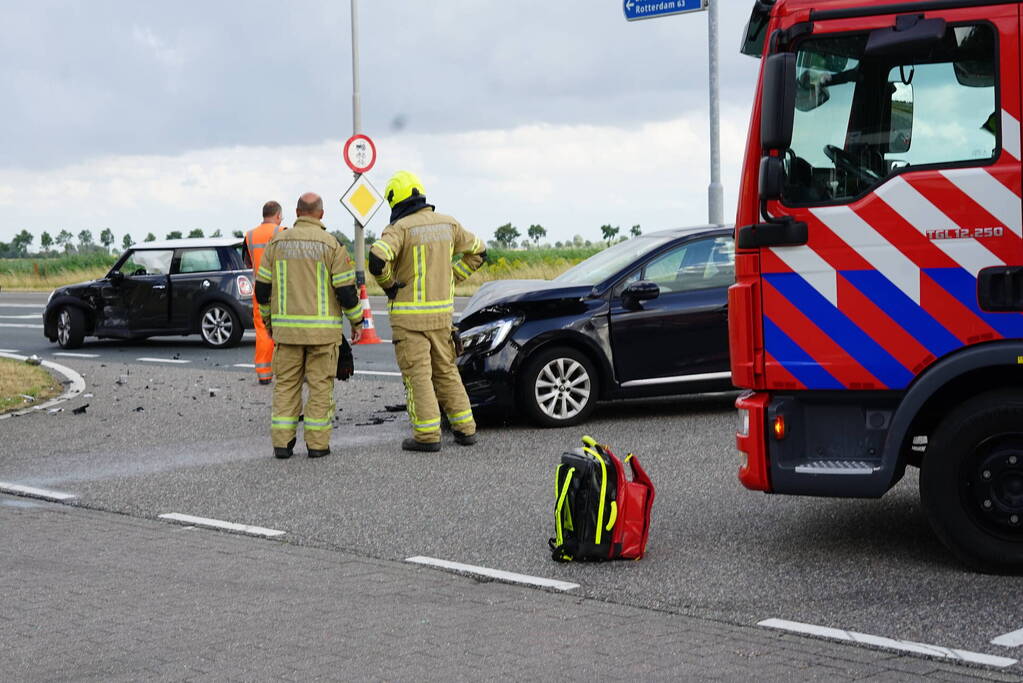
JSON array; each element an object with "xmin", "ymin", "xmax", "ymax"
[{"xmin": 354, "ymin": 283, "xmax": 381, "ymax": 344}]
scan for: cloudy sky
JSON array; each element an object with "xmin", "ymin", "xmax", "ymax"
[{"xmin": 0, "ymin": 0, "xmax": 761, "ymax": 247}]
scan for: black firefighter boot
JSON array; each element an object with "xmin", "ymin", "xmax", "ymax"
[
  {"xmin": 274, "ymin": 438, "xmax": 297, "ymax": 459},
  {"xmin": 453, "ymin": 431, "xmax": 477, "ymax": 446},
  {"xmin": 402, "ymin": 438, "xmax": 441, "ymax": 453}
]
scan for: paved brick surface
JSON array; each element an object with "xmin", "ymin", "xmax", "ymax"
[{"xmin": 2, "ymin": 497, "xmax": 1021, "ymax": 681}]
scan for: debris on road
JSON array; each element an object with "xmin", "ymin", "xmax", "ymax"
[
  {"xmin": 19, "ymin": 394, "xmax": 34, "ymax": 402},
  {"xmin": 383, "ymin": 404, "xmax": 406, "ymax": 413},
  {"xmin": 25, "ymin": 355, "xmax": 41, "ymax": 366},
  {"xmin": 47, "ymin": 407, "xmax": 63, "ymax": 414},
  {"xmin": 83, "ymin": 393, "xmax": 94, "ymax": 398},
  {"xmin": 356, "ymin": 416, "xmax": 396, "ymax": 427},
  {"xmin": 133, "ymin": 406, "xmax": 144, "ymax": 412},
  {"xmin": 208, "ymin": 388, "xmax": 219, "ymax": 397},
  {"xmin": 116, "ymin": 375, "xmax": 128, "ymax": 385},
  {"xmin": 72, "ymin": 404, "xmax": 89, "ymax": 415}
]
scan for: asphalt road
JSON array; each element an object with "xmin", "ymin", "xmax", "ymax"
[{"xmin": 3, "ymin": 290, "xmax": 1023, "ymax": 676}]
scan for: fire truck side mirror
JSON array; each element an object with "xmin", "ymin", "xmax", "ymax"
[{"xmin": 761, "ymin": 53, "xmax": 796, "ymax": 152}]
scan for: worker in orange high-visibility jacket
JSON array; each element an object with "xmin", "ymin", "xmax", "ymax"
[{"xmin": 243, "ymin": 200, "xmax": 286, "ymax": 384}]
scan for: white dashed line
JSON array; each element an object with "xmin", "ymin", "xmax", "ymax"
[
  {"xmin": 0, "ymin": 323, "xmax": 42, "ymax": 329},
  {"xmin": 53, "ymin": 352, "xmax": 100, "ymax": 358},
  {"xmin": 758, "ymin": 619, "xmax": 1018, "ymax": 668},
  {"xmin": 0, "ymin": 348, "xmax": 19, "ymax": 353},
  {"xmin": 136, "ymin": 357, "xmax": 191, "ymax": 364},
  {"xmin": 405, "ymin": 556, "xmax": 579, "ymax": 592},
  {"xmin": 0, "ymin": 482, "xmax": 77, "ymax": 502},
  {"xmin": 234, "ymin": 363, "xmax": 256, "ymax": 368},
  {"xmin": 992, "ymin": 627, "xmax": 1023, "ymax": 648},
  {"xmin": 355, "ymin": 370, "xmax": 402, "ymax": 377},
  {"xmin": 158, "ymin": 513, "xmax": 285, "ymax": 538},
  {"xmin": 0, "ymin": 314, "xmax": 41, "ymax": 319},
  {"xmin": 0, "ymin": 303, "xmax": 44, "ymax": 308}
]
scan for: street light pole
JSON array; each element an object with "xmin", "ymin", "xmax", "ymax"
[
  {"xmin": 707, "ymin": 0, "xmax": 723, "ymax": 226},
  {"xmin": 350, "ymin": 0, "xmax": 366, "ymax": 285}
]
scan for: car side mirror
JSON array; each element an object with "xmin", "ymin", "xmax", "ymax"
[
  {"xmin": 109, "ymin": 270, "xmax": 124, "ymax": 285},
  {"xmin": 622, "ymin": 281, "xmax": 660, "ymax": 309}
]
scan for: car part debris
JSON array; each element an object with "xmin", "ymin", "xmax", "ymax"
[
  {"xmin": 116, "ymin": 375, "xmax": 128, "ymax": 385},
  {"xmin": 208, "ymin": 388, "xmax": 219, "ymax": 397},
  {"xmin": 72, "ymin": 404, "xmax": 89, "ymax": 415},
  {"xmin": 383, "ymin": 404, "xmax": 407, "ymax": 413},
  {"xmin": 25, "ymin": 355, "xmax": 41, "ymax": 366},
  {"xmin": 134, "ymin": 406, "xmax": 144, "ymax": 412},
  {"xmin": 48, "ymin": 408, "xmax": 63, "ymax": 414},
  {"xmin": 83, "ymin": 393, "xmax": 93, "ymax": 398},
  {"xmin": 19, "ymin": 395, "xmax": 34, "ymax": 402}
]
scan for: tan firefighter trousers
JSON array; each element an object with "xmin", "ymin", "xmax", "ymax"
[
  {"xmin": 392, "ymin": 327, "xmax": 476, "ymax": 444},
  {"xmin": 270, "ymin": 342, "xmax": 338, "ymax": 450}
]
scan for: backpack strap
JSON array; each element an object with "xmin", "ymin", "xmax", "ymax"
[{"xmin": 550, "ymin": 466, "xmax": 576, "ymax": 562}]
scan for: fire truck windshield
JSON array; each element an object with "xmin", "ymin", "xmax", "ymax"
[{"xmin": 782, "ymin": 23, "xmax": 997, "ymax": 205}]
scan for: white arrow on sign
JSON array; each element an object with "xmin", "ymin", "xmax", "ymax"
[{"xmin": 626, "ymin": 0, "xmax": 635, "ymax": 8}]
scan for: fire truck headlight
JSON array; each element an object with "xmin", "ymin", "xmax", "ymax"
[{"xmin": 737, "ymin": 407, "xmax": 750, "ymax": 437}]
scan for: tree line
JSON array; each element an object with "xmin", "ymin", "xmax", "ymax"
[{"xmin": 488, "ymin": 223, "xmax": 642, "ymax": 250}]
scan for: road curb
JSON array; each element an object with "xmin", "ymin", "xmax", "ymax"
[{"xmin": 0, "ymin": 352, "xmax": 86, "ymax": 420}]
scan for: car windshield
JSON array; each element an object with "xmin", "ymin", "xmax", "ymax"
[{"xmin": 554, "ymin": 235, "xmax": 675, "ymax": 286}]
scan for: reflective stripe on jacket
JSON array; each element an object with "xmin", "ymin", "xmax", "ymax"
[
  {"xmin": 369, "ymin": 208, "xmax": 485, "ymax": 331},
  {"xmin": 254, "ymin": 216, "xmax": 361, "ymax": 345},
  {"xmin": 246, "ymin": 222, "xmax": 285, "ymax": 275}
]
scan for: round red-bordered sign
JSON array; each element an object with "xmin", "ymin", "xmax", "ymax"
[{"xmin": 343, "ymin": 134, "xmax": 377, "ymax": 174}]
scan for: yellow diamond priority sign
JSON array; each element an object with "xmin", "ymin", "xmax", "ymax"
[{"xmin": 340, "ymin": 175, "xmax": 384, "ymax": 227}]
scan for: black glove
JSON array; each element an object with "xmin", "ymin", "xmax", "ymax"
[
  {"xmin": 336, "ymin": 336, "xmax": 354, "ymax": 381},
  {"xmin": 383, "ymin": 281, "xmax": 406, "ymax": 300}
]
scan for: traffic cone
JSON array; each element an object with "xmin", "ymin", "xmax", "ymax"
[{"xmin": 354, "ymin": 283, "xmax": 381, "ymax": 345}]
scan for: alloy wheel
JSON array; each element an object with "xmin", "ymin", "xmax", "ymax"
[
  {"xmin": 57, "ymin": 309, "xmax": 71, "ymax": 346},
  {"xmin": 201, "ymin": 306, "xmax": 233, "ymax": 347},
  {"xmin": 534, "ymin": 357, "xmax": 591, "ymax": 421}
]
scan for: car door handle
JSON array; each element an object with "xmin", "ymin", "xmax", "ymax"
[{"xmin": 152, "ymin": 285, "xmax": 166, "ymax": 290}]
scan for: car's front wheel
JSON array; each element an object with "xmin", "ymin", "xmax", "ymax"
[
  {"xmin": 519, "ymin": 346, "xmax": 598, "ymax": 428},
  {"xmin": 56, "ymin": 306, "xmax": 86, "ymax": 349},
  {"xmin": 199, "ymin": 303, "xmax": 242, "ymax": 348}
]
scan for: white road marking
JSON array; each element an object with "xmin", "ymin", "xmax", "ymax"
[
  {"xmin": 0, "ymin": 348, "xmax": 19, "ymax": 353},
  {"xmin": 0, "ymin": 323, "xmax": 42, "ymax": 329},
  {"xmin": 53, "ymin": 352, "xmax": 99, "ymax": 358},
  {"xmin": 354, "ymin": 370, "xmax": 402, "ymax": 377},
  {"xmin": 234, "ymin": 363, "xmax": 256, "ymax": 368},
  {"xmin": 992, "ymin": 627, "xmax": 1023, "ymax": 648},
  {"xmin": 158, "ymin": 513, "xmax": 285, "ymax": 538},
  {"xmin": 0, "ymin": 303, "xmax": 45, "ymax": 309},
  {"xmin": 405, "ymin": 556, "xmax": 580, "ymax": 592},
  {"xmin": 0, "ymin": 482, "xmax": 77, "ymax": 502},
  {"xmin": 759, "ymin": 619, "xmax": 1018, "ymax": 668},
  {"xmin": 136, "ymin": 357, "xmax": 191, "ymax": 364},
  {"xmin": 0, "ymin": 314, "xmax": 41, "ymax": 319}
]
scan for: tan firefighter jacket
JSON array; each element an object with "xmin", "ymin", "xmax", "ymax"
[
  {"xmin": 255, "ymin": 216, "xmax": 363, "ymax": 345},
  {"xmin": 370, "ymin": 208, "xmax": 485, "ymax": 331}
]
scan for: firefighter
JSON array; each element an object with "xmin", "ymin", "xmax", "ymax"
[
  {"xmin": 254, "ymin": 192, "xmax": 364, "ymax": 459},
  {"xmin": 243, "ymin": 200, "xmax": 286, "ymax": 384},
  {"xmin": 369, "ymin": 171, "xmax": 486, "ymax": 452}
]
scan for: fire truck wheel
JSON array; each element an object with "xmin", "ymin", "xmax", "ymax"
[{"xmin": 920, "ymin": 389, "xmax": 1023, "ymax": 574}]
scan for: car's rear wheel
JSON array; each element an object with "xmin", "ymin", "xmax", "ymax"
[
  {"xmin": 56, "ymin": 306, "xmax": 85, "ymax": 349},
  {"xmin": 519, "ymin": 346, "xmax": 598, "ymax": 428},
  {"xmin": 200, "ymin": 303, "xmax": 242, "ymax": 348}
]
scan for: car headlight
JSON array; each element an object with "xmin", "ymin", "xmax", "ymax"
[{"xmin": 459, "ymin": 317, "xmax": 517, "ymax": 355}]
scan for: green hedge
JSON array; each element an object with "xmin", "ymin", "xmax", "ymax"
[{"xmin": 0, "ymin": 252, "xmax": 118, "ymax": 276}]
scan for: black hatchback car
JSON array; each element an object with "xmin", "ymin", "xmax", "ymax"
[
  {"xmin": 456, "ymin": 226, "xmax": 735, "ymax": 427},
  {"xmin": 44, "ymin": 238, "xmax": 254, "ymax": 349}
]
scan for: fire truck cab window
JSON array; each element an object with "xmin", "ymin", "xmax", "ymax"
[{"xmin": 783, "ymin": 24, "xmax": 997, "ymax": 205}]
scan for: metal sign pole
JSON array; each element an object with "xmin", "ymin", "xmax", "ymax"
[
  {"xmin": 351, "ymin": 0, "xmax": 366, "ymax": 285},
  {"xmin": 707, "ymin": 0, "xmax": 724, "ymax": 225}
]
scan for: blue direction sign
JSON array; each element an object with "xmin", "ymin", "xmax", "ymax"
[{"xmin": 624, "ymin": 0, "xmax": 706, "ymax": 21}]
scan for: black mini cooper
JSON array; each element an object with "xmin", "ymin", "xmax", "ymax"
[{"xmin": 43, "ymin": 238, "xmax": 254, "ymax": 349}]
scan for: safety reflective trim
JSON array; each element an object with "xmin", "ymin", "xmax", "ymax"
[
  {"xmin": 447, "ymin": 409, "xmax": 473, "ymax": 425},
  {"xmin": 304, "ymin": 417, "xmax": 331, "ymax": 430},
  {"xmin": 317, "ymin": 262, "xmax": 327, "ymax": 318},
  {"xmin": 372, "ymin": 240, "xmax": 395, "ymax": 261},
  {"xmin": 343, "ymin": 304, "xmax": 363, "ymax": 324},
  {"xmin": 471, "ymin": 237, "xmax": 482, "ymax": 254},
  {"xmin": 453, "ymin": 262, "xmax": 472, "ymax": 280},
  {"xmin": 273, "ymin": 224, "xmax": 282, "ymax": 236},
  {"xmin": 271, "ymin": 416, "xmax": 299, "ymax": 427},
  {"xmin": 271, "ymin": 314, "xmax": 343, "ymax": 321},
  {"xmin": 412, "ymin": 245, "xmax": 426, "ymax": 302},
  {"xmin": 332, "ymin": 269, "xmax": 356, "ymax": 286},
  {"xmin": 413, "ymin": 419, "xmax": 441, "ymax": 433},
  {"xmin": 390, "ymin": 300, "xmax": 454, "ymax": 314},
  {"xmin": 276, "ymin": 260, "xmax": 288, "ymax": 316},
  {"xmin": 257, "ymin": 265, "xmax": 272, "ymax": 281},
  {"xmin": 403, "ymin": 376, "xmax": 417, "ymax": 424},
  {"xmin": 272, "ymin": 320, "xmax": 344, "ymax": 329}
]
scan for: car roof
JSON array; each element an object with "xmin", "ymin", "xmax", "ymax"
[
  {"xmin": 643, "ymin": 225, "xmax": 734, "ymax": 240},
  {"xmin": 128, "ymin": 237, "xmax": 243, "ymax": 250}
]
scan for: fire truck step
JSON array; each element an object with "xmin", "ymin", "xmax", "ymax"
[{"xmin": 794, "ymin": 460, "xmax": 877, "ymax": 475}]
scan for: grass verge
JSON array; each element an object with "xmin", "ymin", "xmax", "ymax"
[{"xmin": 0, "ymin": 358, "xmax": 62, "ymax": 414}]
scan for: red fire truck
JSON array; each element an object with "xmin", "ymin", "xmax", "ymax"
[{"xmin": 732, "ymin": 0, "xmax": 1023, "ymax": 571}]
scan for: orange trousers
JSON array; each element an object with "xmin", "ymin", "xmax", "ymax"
[{"xmin": 253, "ymin": 301, "xmax": 274, "ymax": 382}]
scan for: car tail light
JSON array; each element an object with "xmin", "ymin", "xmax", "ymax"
[
  {"xmin": 736, "ymin": 391, "xmax": 771, "ymax": 492},
  {"xmin": 236, "ymin": 275, "xmax": 253, "ymax": 297}
]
